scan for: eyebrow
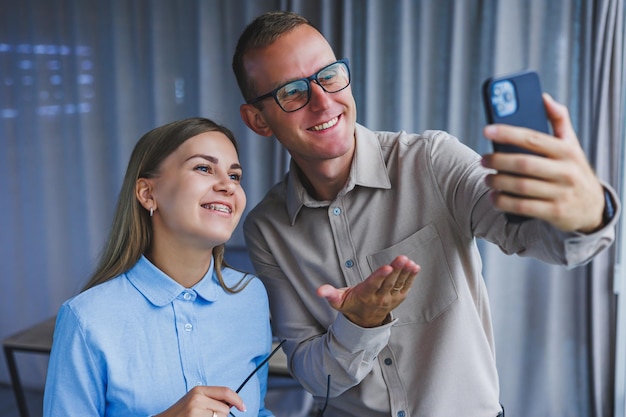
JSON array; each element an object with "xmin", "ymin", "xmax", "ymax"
[
  {"xmin": 187, "ymin": 154, "xmax": 242, "ymax": 171},
  {"xmin": 279, "ymin": 61, "xmax": 337, "ymax": 86}
]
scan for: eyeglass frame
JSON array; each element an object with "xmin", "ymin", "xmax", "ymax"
[
  {"xmin": 246, "ymin": 59, "xmax": 351, "ymax": 113},
  {"xmin": 316, "ymin": 374, "xmax": 331, "ymax": 417},
  {"xmin": 229, "ymin": 339, "xmax": 286, "ymax": 417}
]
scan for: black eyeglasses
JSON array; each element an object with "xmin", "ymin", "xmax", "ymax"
[
  {"xmin": 316, "ymin": 374, "xmax": 331, "ymax": 417},
  {"xmin": 247, "ymin": 59, "xmax": 351, "ymax": 112},
  {"xmin": 229, "ymin": 339, "xmax": 286, "ymax": 417}
]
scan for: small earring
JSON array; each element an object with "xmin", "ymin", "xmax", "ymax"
[{"xmin": 149, "ymin": 207, "xmax": 154, "ymax": 217}]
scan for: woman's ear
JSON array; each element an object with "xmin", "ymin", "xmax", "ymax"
[
  {"xmin": 136, "ymin": 178, "xmax": 155, "ymax": 212},
  {"xmin": 240, "ymin": 104, "xmax": 273, "ymax": 137}
]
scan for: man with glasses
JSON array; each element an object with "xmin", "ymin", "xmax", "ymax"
[{"xmin": 232, "ymin": 10, "xmax": 618, "ymax": 417}]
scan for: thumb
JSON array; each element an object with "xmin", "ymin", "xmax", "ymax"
[
  {"xmin": 542, "ymin": 93, "xmax": 575, "ymax": 140},
  {"xmin": 317, "ymin": 284, "xmax": 345, "ymax": 309}
]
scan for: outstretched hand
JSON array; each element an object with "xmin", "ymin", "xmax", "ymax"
[
  {"xmin": 155, "ymin": 386, "xmax": 245, "ymax": 417},
  {"xmin": 482, "ymin": 93, "xmax": 605, "ymax": 233},
  {"xmin": 317, "ymin": 255, "xmax": 420, "ymax": 328}
]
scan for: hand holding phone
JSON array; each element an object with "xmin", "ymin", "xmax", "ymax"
[{"xmin": 482, "ymin": 70, "xmax": 551, "ymax": 222}]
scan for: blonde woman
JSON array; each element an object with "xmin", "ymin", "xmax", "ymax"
[{"xmin": 44, "ymin": 118, "xmax": 273, "ymax": 417}]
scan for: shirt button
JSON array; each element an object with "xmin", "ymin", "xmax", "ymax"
[
  {"xmin": 183, "ymin": 292, "xmax": 192, "ymax": 300},
  {"xmin": 332, "ymin": 207, "xmax": 341, "ymax": 216},
  {"xmin": 184, "ymin": 323, "xmax": 193, "ymax": 332},
  {"xmin": 384, "ymin": 358, "xmax": 392, "ymax": 365},
  {"xmin": 397, "ymin": 411, "xmax": 406, "ymax": 417},
  {"xmin": 345, "ymin": 259, "xmax": 354, "ymax": 268}
]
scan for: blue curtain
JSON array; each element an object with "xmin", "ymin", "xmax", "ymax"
[{"xmin": 1, "ymin": 1, "xmax": 624, "ymax": 415}]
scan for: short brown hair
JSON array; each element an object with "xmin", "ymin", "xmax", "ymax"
[{"xmin": 232, "ymin": 11, "xmax": 320, "ymax": 103}]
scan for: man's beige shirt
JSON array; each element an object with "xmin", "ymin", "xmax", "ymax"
[{"xmin": 244, "ymin": 124, "xmax": 618, "ymax": 417}]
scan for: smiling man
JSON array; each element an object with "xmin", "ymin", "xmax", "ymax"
[{"xmin": 232, "ymin": 10, "xmax": 619, "ymax": 417}]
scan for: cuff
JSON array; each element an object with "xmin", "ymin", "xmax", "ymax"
[{"xmin": 329, "ymin": 313, "xmax": 396, "ymax": 361}]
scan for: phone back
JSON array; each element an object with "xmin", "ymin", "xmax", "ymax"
[
  {"xmin": 482, "ymin": 70, "xmax": 550, "ymax": 137},
  {"xmin": 481, "ymin": 70, "xmax": 551, "ymax": 222}
]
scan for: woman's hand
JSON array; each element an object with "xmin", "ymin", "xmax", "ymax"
[{"xmin": 154, "ymin": 386, "xmax": 246, "ymax": 417}]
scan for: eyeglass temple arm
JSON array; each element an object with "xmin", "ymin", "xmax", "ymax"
[
  {"xmin": 235, "ymin": 339, "xmax": 286, "ymax": 393},
  {"xmin": 229, "ymin": 339, "xmax": 287, "ymax": 417}
]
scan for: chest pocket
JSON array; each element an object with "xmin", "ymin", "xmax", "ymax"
[{"xmin": 366, "ymin": 224, "xmax": 458, "ymax": 324}]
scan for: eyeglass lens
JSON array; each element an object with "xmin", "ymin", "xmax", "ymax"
[{"xmin": 276, "ymin": 61, "xmax": 350, "ymax": 112}]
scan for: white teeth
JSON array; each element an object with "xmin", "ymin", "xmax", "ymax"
[
  {"xmin": 204, "ymin": 203, "xmax": 231, "ymax": 214},
  {"xmin": 311, "ymin": 117, "xmax": 338, "ymax": 131}
]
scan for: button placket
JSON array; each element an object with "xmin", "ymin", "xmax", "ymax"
[
  {"xmin": 328, "ymin": 201, "xmax": 361, "ymax": 285},
  {"xmin": 173, "ymin": 290, "xmax": 203, "ymax": 390}
]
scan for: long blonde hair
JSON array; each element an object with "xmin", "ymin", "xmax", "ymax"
[{"xmin": 83, "ymin": 117, "xmax": 249, "ymax": 293}]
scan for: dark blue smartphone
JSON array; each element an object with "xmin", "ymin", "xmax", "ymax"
[{"xmin": 482, "ymin": 70, "xmax": 551, "ymax": 222}]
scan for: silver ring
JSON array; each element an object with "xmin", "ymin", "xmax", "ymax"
[
  {"xmin": 212, "ymin": 412, "xmax": 218, "ymax": 417},
  {"xmin": 392, "ymin": 287, "xmax": 402, "ymax": 291}
]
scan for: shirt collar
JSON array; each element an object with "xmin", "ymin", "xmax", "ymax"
[
  {"xmin": 286, "ymin": 123, "xmax": 391, "ymax": 224},
  {"xmin": 126, "ymin": 255, "xmax": 219, "ymax": 307}
]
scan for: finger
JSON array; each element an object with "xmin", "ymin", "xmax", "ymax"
[
  {"xmin": 489, "ymin": 190, "xmax": 554, "ymax": 218},
  {"xmin": 378, "ymin": 269, "xmax": 404, "ymax": 293},
  {"xmin": 483, "ymin": 95, "xmax": 583, "ymax": 161},
  {"xmin": 376, "ymin": 256, "xmax": 413, "ymax": 294},
  {"xmin": 542, "ymin": 93, "xmax": 577, "ymax": 142},
  {"xmin": 396, "ymin": 267, "xmax": 419, "ymax": 294},
  {"xmin": 483, "ymin": 148, "xmax": 560, "ymax": 178},
  {"xmin": 485, "ymin": 170, "xmax": 566, "ymax": 199},
  {"xmin": 345, "ymin": 262, "xmax": 397, "ymax": 295},
  {"xmin": 385, "ymin": 257, "xmax": 420, "ymax": 294},
  {"xmin": 316, "ymin": 284, "xmax": 348, "ymax": 309},
  {"xmin": 390, "ymin": 263, "xmax": 420, "ymax": 294},
  {"xmin": 389, "ymin": 255, "xmax": 413, "ymax": 270},
  {"xmin": 483, "ymin": 122, "xmax": 573, "ymax": 161},
  {"xmin": 368, "ymin": 264, "xmax": 400, "ymax": 293},
  {"xmin": 195, "ymin": 386, "xmax": 246, "ymax": 413},
  {"xmin": 389, "ymin": 256, "xmax": 419, "ymax": 278}
]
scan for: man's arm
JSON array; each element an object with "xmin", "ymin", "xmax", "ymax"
[{"xmin": 244, "ymin": 216, "xmax": 420, "ymax": 397}]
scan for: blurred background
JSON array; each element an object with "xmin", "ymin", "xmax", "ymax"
[{"xmin": 1, "ymin": 0, "xmax": 625, "ymax": 416}]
